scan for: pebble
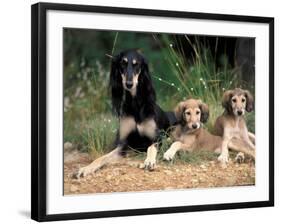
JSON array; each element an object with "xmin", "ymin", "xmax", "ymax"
[
  {"xmin": 164, "ymin": 187, "xmax": 174, "ymax": 190},
  {"xmin": 64, "ymin": 142, "xmax": 74, "ymax": 151},
  {"xmin": 200, "ymin": 164, "xmax": 207, "ymax": 169},
  {"xmin": 163, "ymin": 170, "xmax": 173, "ymax": 175},
  {"xmin": 106, "ymin": 175, "xmax": 112, "ymax": 181},
  {"xmin": 70, "ymin": 185, "xmax": 78, "ymax": 192},
  {"xmin": 191, "ymin": 179, "xmax": 198, "ymax": 183}
]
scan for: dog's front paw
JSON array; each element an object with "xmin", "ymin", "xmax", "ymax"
[
  {"xmin": 143, "ymin": 157, "xmax": 156, "ymax": 171},
  {"xmin": 218, "ymin": 153, "xmax": 229, "ymax": 168},
  {"xmin": 235, "ymin": 152, "xmax": 245, "ymax": 163},
  {"xmin": 163, "ymin": 150, "xmax": 175, "ymax": 161},
  {"xmin": 72, "ymin": 167, "xmax": 89, "ymax": 179}
]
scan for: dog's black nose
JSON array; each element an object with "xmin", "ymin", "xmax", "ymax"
[
  {"xmin": 237, "ymin": 110, "xmax": 243, "ymax": 116},
  {"xmin": 192, "ymin": 124, "xmax": 198, "ymax": 129},
  {"xmin": 126, "ymin": 82, "xmax": 133, "ymax": 89}
]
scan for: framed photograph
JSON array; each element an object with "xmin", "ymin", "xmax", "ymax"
[{"xmin": 31, "ymin": 2, "xmax": 274, "ymax": 222}]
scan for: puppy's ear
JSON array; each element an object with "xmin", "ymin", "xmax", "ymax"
[
  {"xmin": 222, "ymin": 90, "xmax": 233, "ymax": 112},
  {"xmin": 244, "ymin": 90, "xmax": 254, "ymax": 112},
  {"xmin": 199, "ymin": 101, "xmax": 209, "ymax": 123},
  {"xmin": 174, "ymin": 101, "xmax": 186, "ymax": 121}
]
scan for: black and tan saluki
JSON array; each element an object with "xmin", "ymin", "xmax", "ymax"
[{"xmin": 75, "ymin": 49, "xmax": 176, "ymax": 178}]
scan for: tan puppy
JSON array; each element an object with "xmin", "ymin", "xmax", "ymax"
[
  {"xmin": 163, "ymin": 99, "xmax": 222, "ymax": 161},
  {"xmin": 215, "ymin": 88, "xmax": 255, "ymax": 166}
]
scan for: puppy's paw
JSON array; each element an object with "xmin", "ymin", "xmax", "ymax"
[
  {"xmin": 73, "ymin": 167, "xmax": 90, "ymax": 179},
  {"xmin": 144, "ymin": 157, "xmax": 156, "ymax": 171},
  {"xmin": 218, "ymin": 153, "xmax": 229, "ymax": 168},
  {"xmin": 163, "ymin": 150, "xmax": 175, "ymax": 161},
  {"xmin": 235, "ymin": 152, "xmax": 245, "ymax": 163}
]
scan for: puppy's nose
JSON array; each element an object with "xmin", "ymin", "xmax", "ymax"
[
  {"xmin": 237, "ymin": 110, "xmax": 243, "ymax": 116},
  {"xmin": 192, "ymin": 124, "xmax": 198, "ymax": 129},
  {"xmin": 126, "ymin": 82, "xmax": 133, "ymax": 89}
]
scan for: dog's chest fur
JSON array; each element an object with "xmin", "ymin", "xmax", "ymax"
[
  {"xmin": 122, "ymin": 92, "xmax": 153, "ymax": 123},
  {"xmin": 172, "ymin": 126, "xmax": 222, "ymax": 151},
  {"xmin": 120, "ymin": 116, "xmax": 157, "ymax": 140},
  {"xmin": 136, "ymin": 119, "xmax": 156, "ymax": 139},
  {"xmin": 172, "ymin": 126, "xmax": 196, "ymax": 148},
  {"xmin": 226, "ymin": 117, "xmax": 248, "ymax": 138}
]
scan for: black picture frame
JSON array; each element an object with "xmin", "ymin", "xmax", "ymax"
[{"xmin": 31, "ymin": 2, "xmax": 274, "ymax": 222}]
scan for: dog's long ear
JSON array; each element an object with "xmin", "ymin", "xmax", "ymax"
[
  {"xmin": 222, "ymin": 90, "xmax": 233, "ymax": 112},
  {"xmin": 244, "ymin": 90, "xmax": 254, "ymax": 112},
  {"xmin": 199, "ymin": 101, "xmax": 209, "ymax": 123},
  {"xmin": 174, "ymin": 101, "xmax": 186, "ymax": 121},
  {"xmin": 138, "ymin": 55, "xmax": 156, "ymax": 103},
  {"xmin": 110, "ymin": 53, "xmax": 123, "ymax": 116}
]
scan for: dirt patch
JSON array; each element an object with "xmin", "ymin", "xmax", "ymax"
[{"xmin": 64, "ymin": 151, "xmax": 255, "ymax": 195}]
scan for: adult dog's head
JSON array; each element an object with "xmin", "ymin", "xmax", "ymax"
[
  {"xmin": 110, "ymin": 49, "xmax": 155, "ymax": 115},
  {"xmin": 174, "ymin": 99, "xmax": 209, "ymax": 132},
  {"xmin": 222, "ymin": 88, "xmax": 254, "ymax": 116}
]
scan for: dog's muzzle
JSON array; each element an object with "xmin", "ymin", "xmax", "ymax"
[
  {"xmin": 237, "ymin": 110, "xmax": 243, "ymax": 116},
  {"xmin": 192, "ymin": 124, "xmax": 198, "ymax": 129},
  {"xmin": 126, "ymin": 81, "xmax": 133, "ymax": 89}
]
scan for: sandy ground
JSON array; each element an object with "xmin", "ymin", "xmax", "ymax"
[{"xmin": 64, "ymin": 150, "xmax": 255, "ymax": 195}]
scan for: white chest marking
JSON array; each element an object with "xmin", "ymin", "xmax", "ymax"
[
  {"xmin": 137, "ymin": 119, "xmax": 157, "ymax": 139},
  {"xmin": 119, "ymin": 116, "xmax": 136, "ymax": 140}
]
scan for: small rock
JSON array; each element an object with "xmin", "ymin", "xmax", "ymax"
[
  {"xmin": 106, "ymin": 175, "xmax": 112, "ymax": 181},
  {"xmin": 199, "ymin": 177, "xmax": 205, "ymax": 182},
  {"xmin": 200, "ymin": 164, "xmax": 207, "ymax": 169},
  {"xmin": 70, "ymin": 185, "xmax": 78, "ymax": 192},
  {"xmin": 191, "ymin": 179, "xmax": 198, "ymax": 184},
  {"xmin": 163, "ymin": 170, "xmax": 173, "ymax": 175},
  {"xmin": 64, "ymin": 142, "xmax": 74, "ymax": 152},
  {"xmin": 164, "ymin": 187, "xmax": 174, "ymax": 190}
]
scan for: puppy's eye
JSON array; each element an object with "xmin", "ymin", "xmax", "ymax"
[
  {"xmin": 196, "ymin": 111, "xmax": 200, "ymax": 115},
  {"xmin": 185, "ymin": 112, "xmax": 191, "ymax": 116},
  {"xmin": 242, "ymin": 98, "xmax": 246, "ymax": 103},
  {"xmin": 232, "ymin": 98, "xmax": 237, "ymax": 103}
]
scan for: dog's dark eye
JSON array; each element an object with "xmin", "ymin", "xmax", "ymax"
[
  {"xmin": 232, "ymin": 98, "xmax": 237, "ymax": 103},
  {"xmin": 133, "ymin": 62, "xmax": 139, "ymax": 67},
  {"xmin": 196, "ymin": 111, "xmax": 200, "ymax": 115},
  {"xmin": 242, "ymin": 98, "xmax": 246, "ymax": 103},
  {"xmin": 121, "ymin": 59, "xmax": 128, "ymax": 66},
  {"xmin": 185, "ymin": 112, "xmax": 191, "ymax": 116}
]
